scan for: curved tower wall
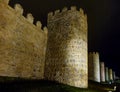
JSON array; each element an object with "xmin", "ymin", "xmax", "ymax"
[
  {"xmin": 100, "ymin": 62, "xmax": 105, "ymax": 82},
  {"xmin": 113, "ymin": 71, "xmax": 116, "ymax": 80},
  {"xmin": 88, "ymin": 52, "xmax": 100, "ymax": 82},
  {"xmin": 44, "ymin": 6, "xmax": 88, "ymax": 88},
  {"xmin": 109, "ymin": 69, "xmax": 113, "ymax": 81},
  {"xmin": 105, "ymin": 67, "xmax": 109, "ymax": 82}
]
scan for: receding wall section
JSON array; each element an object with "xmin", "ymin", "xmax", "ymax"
[{"xmin": 0, "ymin": 1, "xmax": 48, "ymax": 79}]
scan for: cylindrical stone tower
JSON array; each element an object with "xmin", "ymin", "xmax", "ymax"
[
  {"xmin": 105, "ymin": 67, "xmax": 109, "ymax": 82},
  {"xmin": 88, "ymin": 52, "xmax": 100, "ymax": 82},
  {"xmin": 100, "ymin": 62, "xmax": 105, "ymax": 82},
  {"xmin": 109, "ymin": 69, "xmax": 113, "ymax": 81},
  {"xmin": 44, "ymin": 6, "xmax": 88, "ymax": 88},
  {"xmin": 113, "ymin": 71, "xmax": 116, "ymax": 81}
]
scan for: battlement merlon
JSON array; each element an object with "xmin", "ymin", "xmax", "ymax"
[
  {"xmin": 35, "ymin": 21, "xmax": 48, "ymax": 34},
  {"xmin": 14, "ymin": 4, "xmax": 23, "ymax": 15},
  {"xmin": 36, "ymin": 21, "xmax": 42, "ymax": 29},
  {"xmin": 70, "ymin": 6, "xmax": 77, "ymax": 11},
  {"xmin": 0, "ymin": 1, "xmax": 47, "ymax": 35},
  {"xmin": 43, "ymin": 27, "xmax": 48, "ymax": 35},
  {"xmin": 26, "ymin": 13, "xmax": 34, "ymax": 24},
  {"xmin": 89, "ymin": 52, "xmax": 99, "ymax": 56},
  {"xmin": 62, "ymin": 7, "xmax": 68, "ymax": 12},
  {"xmin": 14, "ymin": 4, "xmax": 47, "ymax": 34},
  {"xmin": 0, "ymin": 0, "xmax": 10, "ymax": 4},
  {"xmin": 100, "ymin": 62, "xmax": 105, "ymax": 67},
  {"xmin": 47, "ymin": 6, "xmax": 87, "ymax": 21}
]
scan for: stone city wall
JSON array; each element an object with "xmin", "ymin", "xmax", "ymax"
[
  {"xmin": 0, "ymin": 1, "xmax": 47, "ymax": 79},
  {"xmin": 45, "ymin": 6, "xmax": 88, "ymax": 88}
]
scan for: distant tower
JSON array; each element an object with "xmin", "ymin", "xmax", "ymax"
[
  {"xmin": 109, "ymin": 69, "xmax": 113, "ymax": 81},
  {"xmin": 44, "ymin": 6, "xmax": 88, "ymax": 88},
  {"xmin": 113, "ymin": 71, "xmax": 116, "ymax": 81},
  {"xmin": 105, "ymin": 67, "xmax": 109, "ymax": 82},
  {"xmin": 88, "ymin": 52, "xmax": 100, "ymax": 82},
  {"xmin": 100, "ymin": 62, "xmax": 105, "ymax": 82}
]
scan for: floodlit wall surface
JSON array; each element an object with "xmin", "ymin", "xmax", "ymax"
[
  {"xmin": 88, "ymin": 52, "xmax": 100, "ymax": 82},
  {"xmin": 0, "ymin": 0, "xmax": 89, "ymax": 88},
  {"xmin": 109, "ymin": 69, "xmax": 113, "ymax": 81},
  {"xmin": 100, "ymin": 62, "xmax": 105, "ymax": 82},
  {"xmin": 45, "ymin": 6, "xmax": 88, "ymax": 88},
  {"xmin": 105, "ymin": 67, "xmax": 109, "ymax": 82},
  {"xmin": 0, "ymin": 1, "xmax": 47, "ymax": 79}
]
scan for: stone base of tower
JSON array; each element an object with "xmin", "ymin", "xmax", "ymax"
[{"xmin": 44, "ymin": 64, "xmax": 88, "ymax": 88}]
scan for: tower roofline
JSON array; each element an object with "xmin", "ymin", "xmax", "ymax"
[{"xmin": 48, "ymin": 6, "xmax": 86, "ymax": 18}]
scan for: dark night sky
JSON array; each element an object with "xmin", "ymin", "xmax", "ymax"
[{"xmin": 9, "ymin": 0, "xmax": 120, "ymax": 76}]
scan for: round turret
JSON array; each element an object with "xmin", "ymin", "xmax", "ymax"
[
  {"xmin": 88, "ymin": 52, "xmax": 100, "ymax": 82},
  {"xmin": 45, "ymin": 6, "xmax": 88, "ymax": 88}
]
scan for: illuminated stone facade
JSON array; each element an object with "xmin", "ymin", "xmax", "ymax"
[
  {"xmin": 113, "ymin": 71, "xmax": 116, "ymax": 80},
  {"xmin": 109, "ymin": 69, "xmax": 113, "ymax": 81},
  {"xmin": 0, "ymin": 1, "xmax": 47, "ymax": 79},
  {"xmin": 88, "ymin": 52, "xmax": 100, "ymax": 82},
  {"xmin": 0, "ymin": 0, "xmax": 88, "ymax": 88},
  {"xmin": 44, "ymin": 7, "xmax": 88, "ymax": 88},
  {"xmin": 100, "ymin": 62, "xmax": 105, "ymax": 82},
  {"xmin": 105, "ymin": 67, "xmax": 109, "ymax": 82}
]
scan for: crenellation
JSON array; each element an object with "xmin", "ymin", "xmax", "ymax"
[
  {"xmin": 89, "ymin": 52, "xmax": 92, "ymax": 55},
  {"xmin": 48, "ymin": 6, "xmax": 87, "ymax": 22},
  {"xmin": 90, "ymin": 52, "xmax": 99, "ymax": 55},
  {"xmin": 43, "ymin": 27, "xmax": 48, "ymax": 34},
  {"xmin": 26, "ymin": 13, "xmax": 34, "ymax": 24},
  {"xmin": 45, "ymin": 6, "xmax": 88, "ymax": 88},
  {"xmin": 36, "ymin": 21, "xmax": 42, "ymax": 29},
  {"xmin": 54, "ymin": 9, "xmax": 60, "ymax": 15},
  {"xmin": 70, "ymin": 6, "xmax": 77, "ymax": 11},
  {"xmin": 48, "ymin": 12, "xmax": 53, "ymax": 18},
  {"xmin": 96, "ymin": 52, "xmax": 99, "ymax": 54},
  {"xmin": 1, "ymin": 2, "xmax": 115, "ymax": 89},
  {"xmin": 0, "ymin": 1, "xmax": 118, "ymax": 89},
  {"xmin": 62, "ymin": 7, "xmax": 68, "ymax": 12},
  {"xmin": 79, "ymin": 8, "xmax": 84, "ymax": 13},
  {"xmin": 14, "ymin": 4, "xmax": 23, "ymax": 15}
]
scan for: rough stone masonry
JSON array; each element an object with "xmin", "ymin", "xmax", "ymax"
[
  {"xmin": 88, "ymin": 52, "xmax": 100, "ymax": 82},
  {"xmin": 0, "ymin": 0, "xmax": 88, "ymax": 88},
  {"xmin": 0, "ymin": 0, "xmax": 47, "ymax": 79},
  {"xmin": 44, "ymin": 7, "xmax": 88, "ymax": 88}
]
